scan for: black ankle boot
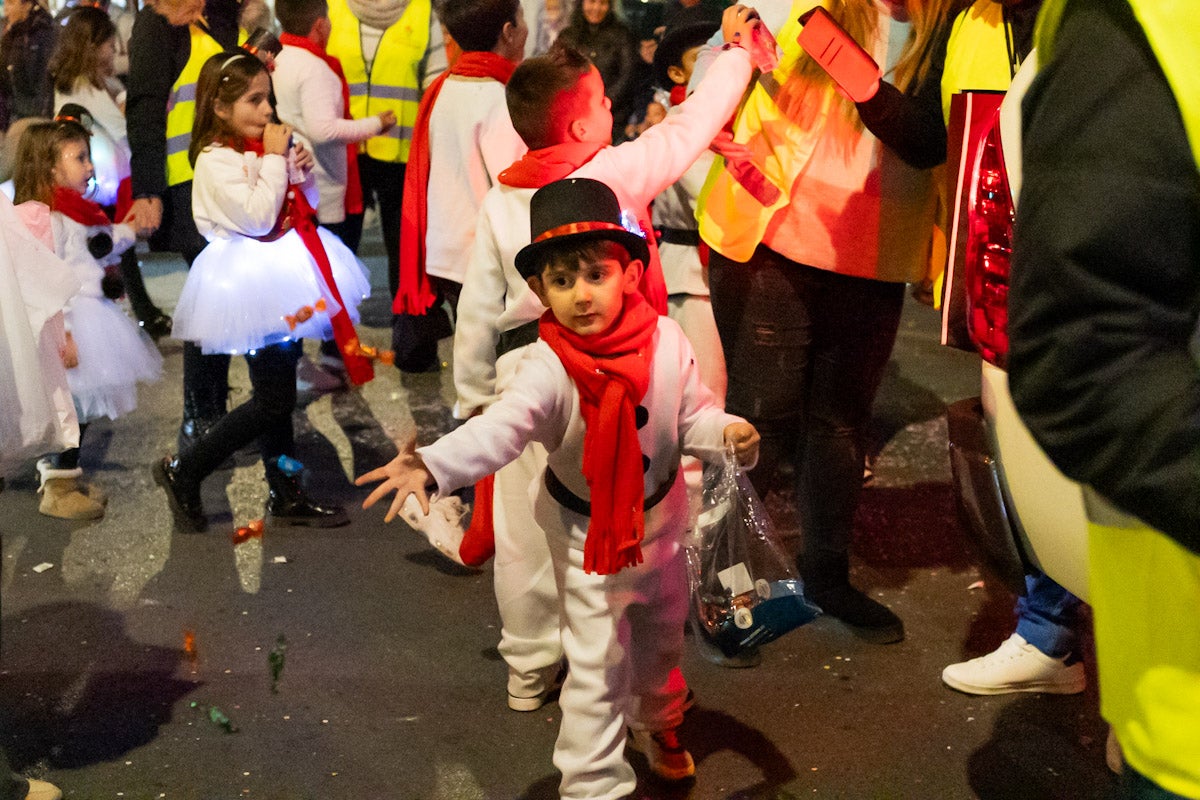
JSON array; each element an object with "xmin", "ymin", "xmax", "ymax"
[
  {"xmin": 264, "ymin": 456, "xmax": 349, "ymax": 528},
  {"xmin": 803, "ymin": 552, "xmax": 904, "ymax": 644},
  {"xmin": 152, "ymin": 457, "xmax": 207, "ymax": 533}
]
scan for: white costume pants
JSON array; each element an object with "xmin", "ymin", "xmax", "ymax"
[{"xmin": 535, "ymin": 474, "xmax": 691, "ymax": 800}]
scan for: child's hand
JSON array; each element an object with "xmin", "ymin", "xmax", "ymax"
[
  {"xmin": 291, "ymin": 140, "xmax": 315, "ymax": 173},
  {"xmin": 378, "ymin": 110, "xmax": 397, "ymax": 133},
  {"xmin": 263, "ymin": 122, "xmax": 292, "ymax": 156},
  {"xmin": 60, "ymin": 331, "xmax": 79, "ymax": 369},
  {"xmin": 355, "ymin": 445, "xmax": 434, "ymax": 523},
  {"xmin": 721, "ymin": 3, "xmax": 761, "ymax": 48},
  {"xmin": 723, "ymin": 421, "xmax": 760, "ymax": 467},
  {"xmin": 709, "ymin": 129, "xmax": 753, "ymax": 162}
]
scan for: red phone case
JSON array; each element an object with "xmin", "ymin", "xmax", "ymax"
[{"xmin": 797, "ymin": 6, "xmax": 882, "ymax": 102}]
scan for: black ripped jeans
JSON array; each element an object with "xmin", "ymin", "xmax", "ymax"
[
  {"xmin": 175, "ymin": 340, "xmax": 302, "ymax": 488},
  {"xmin": 709, "ymin": 246, "xmax": 904, "ymax": 578}
]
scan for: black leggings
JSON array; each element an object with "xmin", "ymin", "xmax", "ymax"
[{"xmin": 175, "ymin": 341, "xmax": 302, "ymax": 487}]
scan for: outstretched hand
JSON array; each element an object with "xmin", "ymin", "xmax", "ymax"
[
  {"xmin": 723, "ymin": 421, "xmax": 760, "ymax": 467},
  {"xmin": 721, "ymin": 3, "xmax": 761, "ymax": 47},
  {"xmin": 354, "ymin": 443, "xmax": 433, "ymax": 523}
]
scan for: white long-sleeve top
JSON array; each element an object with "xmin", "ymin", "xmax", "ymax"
[
  {"xmin": 452, "ymin": 43, "xmax": 753, "ymax": 417},
  {"xmin": 652, "ymin": 104, "xmax": 714, "ymax": 297},
  {"xmin": 50, "ymin": 212, "xmax": 136, "ymax": 328},
  {"xmin": 272, "ymin": 45, "xmax": 384, "ymax": 225},
  {"xmin": 423, "ymin": 75, "xmax": 527, "ymax": 284},
  {"xmin": 191, "ymin": 146, "xmax": 319, "ymax": 240},
  {"xmin": 423, "ymin": 317, "xmax": 742, "ymax": 510}
]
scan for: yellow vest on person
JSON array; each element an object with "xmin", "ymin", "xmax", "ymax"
[
  {"xmin": 326, "ymin": 0, "xmax": 429, "ymax": 164},
  {"xmin": 165, "ymin": 24, "xmax": 226, "ymax": 187},
  {"xmin": 940, "ymin": 1, "xmax": 1013, "ymax": 124},
  {"xmin": 1035, "ymin": 3, "xmax": 1200, "ymax": 795}
]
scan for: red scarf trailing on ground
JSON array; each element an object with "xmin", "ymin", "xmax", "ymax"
[
  {"xmin": 499, "ymin": 143, "xmax": 668, "ymax": 315},
  {"xmin": 394, "ymin": 51, "xmax": 517, "ymax": 315},
  {"xmin": 241, "ymin": 138, "xmax": 374, "ymax": 384},
  {"xmin": 278, "ymin": 33, "xmax": 364, "ymax": 217},
  {"xmin": 540, "ymin": 291, "xmax": 659, "ymax": 574},
  {"xmin": 51, "ymin": 186, "xmax": 111, "ymax": 227}
]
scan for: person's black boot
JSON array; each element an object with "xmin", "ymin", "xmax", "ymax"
[
  {"xmin": 152, "ymin": 457, "xmax": 207, "ymax": 533},
  {"xmin": 264, "ymin": 456, "xmax": 349, "ymax": 528},
  {"xmin": 802, "ymin": 552, "xmax": 904, "ymax": 644}
]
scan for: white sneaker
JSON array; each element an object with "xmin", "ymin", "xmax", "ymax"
[
  {"xmin": 507, "ymin": 662, "xmax": 566, "ymax": 712},
  {"xmin": 628, "ymin": 726, "xmax": 695, "ymax": 781},
  {"xmin": 942, "ymin": 633, "xmax": 1086, "ymax": 695},
  {"xmin": 399, "ymin": 494, "xmax": 474, "ymax": 568}
]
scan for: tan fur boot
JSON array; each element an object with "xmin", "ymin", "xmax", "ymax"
[{"xmin": 37, "ymin": 464, "xmax": 105, "ymax": 520}]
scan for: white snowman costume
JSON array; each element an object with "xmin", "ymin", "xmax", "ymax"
[{"xmin": 172, "ymin": 146, "xmax": 371, "ymax": 355}]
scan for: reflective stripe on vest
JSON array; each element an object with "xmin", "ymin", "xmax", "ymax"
[
  {"xmin": 941, "ymin": 1, "xmax": 1011, "ymax": 123},
  {"xmin": 327, "ymin": 0, "xmax": 429, "ymax": 163},
  {"xmin": 165, "ymin": 25, "xmax": 226, "ymax": 186}
]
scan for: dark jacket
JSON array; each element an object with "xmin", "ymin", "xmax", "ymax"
[
  {"xmin": 558, "ymin": 18, "xmax": 638, "ymax": 128},
  {"xmin": 1009, "ymin": 0, "xmax": 1200, "ymax": 552},
  {"xmin": 0, "ymin": 6, "xmax": 56, "ymax": 128},
  {"xmin": 125, "ymin": 0, "xmax": 239, "ymax": 198}
]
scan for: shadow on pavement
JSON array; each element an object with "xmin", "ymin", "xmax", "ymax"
[{"xmin": 0, "ymin": 601, "xmax": 198, "ymax": 770}]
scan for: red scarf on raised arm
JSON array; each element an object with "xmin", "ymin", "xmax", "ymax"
[
  {"xmin": 242, "ymin": 138, "xmax": 374, "ymax": 384},
  {"xmin": 394, "ymin": 51, "xmax": 518, "ymax": 315},
  {"xmin": 51, "ymin": 187, "xmax": 112, "ymax": 227},
  {"xmin": 539, "ymin": 291, "xmax": 659, "ymax": 574},
  {"xmin": 278, "ymin": 33, "xmax": 363, "ymax": 216}
]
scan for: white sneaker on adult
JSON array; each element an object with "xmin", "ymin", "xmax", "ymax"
[
  {"xmin": 399, "ymin": 493, "xmax": 475, "ymax": 569},
  {"xmin": 942, "ymin": 633, "xmax": 1086, "ymax": 695},
  {"xmin": 25, "ymin": 778, "xmax": 63, "ymax": 800}
]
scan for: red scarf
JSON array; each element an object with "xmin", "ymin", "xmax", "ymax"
[
  {"xmin": 394, "ymin": 51, "xmax": 518, "ymax": 315},
  {"xmin": 497, "ymin": 141, "xmax": 607, "ymax": 188},
  {"xmin": 278, "ymin": 33, "xmax": 363, "ymax": 216},
  {"xmin": 669, "ymin": 85, "xmax": 687, "ymax": 107},
  {"xmin": 540, "ymin": 291, "xmax": 659, "ymax": 574},
  {"xmin": 51, "ymin": 186, "xmax": 111, "ymax": 227},
  {"xmin": 241, "ymin": 138, "xmax": 374, "ymax": 384}
]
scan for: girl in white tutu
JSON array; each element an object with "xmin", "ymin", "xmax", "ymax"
[
  {"xmin": 155, "ymin": 51, "xmax": 365, "ymax": 533},
  {"xmin": 13, "ymin": 118, "xmax": 163, "ymax": 520}
]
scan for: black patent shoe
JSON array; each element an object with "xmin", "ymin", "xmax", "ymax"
[
  {"xmin": 178, "ymin": 416, "xmax": 235, "ymax": 468},
  {"xmin": 139, "ymin": 311, "xmax": 173, "ymax": 342},
  {"xmin": 264, "ymin": 456, "xmax": 349, "ymax": 528},
  {"xmin": 152, "ymin": 457, "xmax": 207, "ymax": 533}
]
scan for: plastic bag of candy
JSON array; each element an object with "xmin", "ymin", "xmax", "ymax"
[{"xmin": 686, "ymin": 445, "xmax": 820, "ymax": 658}]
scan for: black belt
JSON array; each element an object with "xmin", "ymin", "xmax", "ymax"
[
  {"xmin": 544, "ymin": 466, "xmax": 679, "ymax": 517},
  {"xmin": 496, "ymin": 319, "xmax": 540, "ymax": 359},
  {"xmin": 658, "ymin": 227, "xmax": 702, "ymax": 247}
]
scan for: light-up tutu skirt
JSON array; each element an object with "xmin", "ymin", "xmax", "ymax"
[
  {"xmin": 171, "ymin": 227, "xmax": 371, "ymax": 355},
  {"xmin": 66, "ymin": 296, "xmax": 163, "ymax": 422}
]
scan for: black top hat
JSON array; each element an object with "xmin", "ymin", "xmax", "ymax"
[
  {"xmin": 653, "ymin": 17, "xmax": 720, "ymax": 88},
  {"xmin": 515, "ymin": 178, "xmax": 651, "ymax": 280}
]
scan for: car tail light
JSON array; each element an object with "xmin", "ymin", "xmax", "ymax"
[{"xmin": 964, "ymin": 112, "xmax": 1013, "ymax": 369}]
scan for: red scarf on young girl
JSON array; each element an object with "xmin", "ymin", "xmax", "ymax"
[
  {"xmin": 240, "ymin": 138, "xmax": 374, "ymax": 384},
  {"xmin": 278, "ymin": 33, "xmax": 363, "ymax": 216},
  {"xmin": 51, "ymin": 186, "xmax": 111, "ymax": 227},
  {"xmin": 393, "ymin": 51, "xmax": 518, "ymax": 315},
  {"xmin": 539, "ymin": 291, "xmax": 659, "ymax": 574}
]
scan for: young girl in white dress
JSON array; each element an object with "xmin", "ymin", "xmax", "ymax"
[
  {"xmin": 155, "ymin": 51, "xmax": 370, "ymax": 533},
  {"xmin": 13, "ymin": 119, "xmax": 163, "ymax": 520}
]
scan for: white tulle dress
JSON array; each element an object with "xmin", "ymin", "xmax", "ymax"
[
  {"xmin": 171, "ymin": 146, "xmax": 371, "ymax": 355},
  {"xmin": 51, "ymin": 213, "xmax": 162, "ymax": 422}
]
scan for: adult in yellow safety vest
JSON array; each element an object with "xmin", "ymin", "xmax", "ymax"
[
  {"xmin": 126, "ymin": 0, "xmax": 240, "ymax": 450},
  {"xmin": 326, "ymin": 0, "xmax": 446, "ymax": 301},
  {"xmin": 1009, "ymin": 1, "xmax": 1200, "ymax": 797}
]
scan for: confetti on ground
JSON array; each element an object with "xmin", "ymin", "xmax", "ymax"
[
  {"xmin": 183, "ymin": 629, "xmax": 197, "ymax": 663},
  {"xmin": 233, "ymin": 519, "xmax": 265, "ymax": 545},
  {"xmin": 967, "ymin": 580, "xmax": 986, "ymax": 591},
  {"xmin": 269, "ymin": 634, "xmax": 288, "ymax": 694},
  {"xmin": 32, "ymin": 562, "xmax": 54, "ymax": 573},
  {"xmin": 190, "ymin": 701, "xmax": 239, "ymax": 733},
  {"xmin": 272, "ymin": 556, "xmax": 288, "ymax": 564}
]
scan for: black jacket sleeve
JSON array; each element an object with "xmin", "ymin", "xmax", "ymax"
[
  {"xmin": 126, "ymin": 8, "xmax": 187, "ymax": 199},
  {"xmin": 1008, "ymin": 0, "xmax": 1200, "ymax": 552},
  {"xmin": 854, "ymin": 20, "xmax": 951, "ymax": 170}
]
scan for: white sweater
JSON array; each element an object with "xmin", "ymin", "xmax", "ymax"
[
  {"xmin": 452, "ymin": 44, "xmax": 753, "ymax": 417},
  {"xmin": 191, "ymin": 146, "xmax": 320, "ymax": 239},
  {"xmin": 423, "ymin": 75, "xmax": 526, "ymax": 283},
  {"xmin": 272, "ymin": 46, "xmax": 383, "ymax": 225}
]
